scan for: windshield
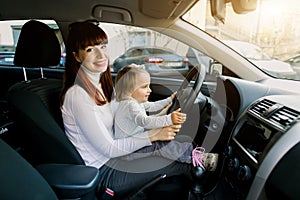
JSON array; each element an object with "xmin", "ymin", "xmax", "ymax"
[{"xmin": 183, "ymin": 0, "xmax": 300, "ymax": 81}]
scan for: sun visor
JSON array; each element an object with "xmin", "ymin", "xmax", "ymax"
[
  {"xmin": 139, "ymin": 0, "xmax": 197, "ymax": 19},
  {"xmin": 93, "ymin": 6, "xmax": 132, "ymax": 24}
]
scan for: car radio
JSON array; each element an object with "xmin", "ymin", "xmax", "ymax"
[{"xmin": 223, "ymin": 97, "xmax": 300, "ymax": 198}]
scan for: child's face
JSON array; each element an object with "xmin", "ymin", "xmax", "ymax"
[
  {"xmin": 74, "ymin": 44, "xmax": 108, "ymax": 73},
  {"xmin": 131, "ymin": 72, "xmax": 151, "ymax": 103}
]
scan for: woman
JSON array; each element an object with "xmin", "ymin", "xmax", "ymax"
[{"xmin": 59, "ymin": 21, "xmax": 193, "ymax": 199}]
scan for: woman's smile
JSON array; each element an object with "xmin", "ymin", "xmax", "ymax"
[{"xmin": 94, "ymin": 59, "xmax": 108, "ymax": 67}]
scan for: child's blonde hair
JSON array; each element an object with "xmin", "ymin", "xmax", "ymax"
[{"xmin": 115, "ymin": 64, "xmax": 149, "ymax": 101}]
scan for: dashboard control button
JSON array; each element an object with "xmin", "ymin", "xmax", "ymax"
[
  {"xmin": 237, "ymin": 165, "xmax": 252, "ymax": 181},
  {"xmin": 225, "ymin": 146, "xmax": 233, "ymax": 157},
  {"xmin": 228, "ymin": 157, "xmax": 239, "ymax": 172}
]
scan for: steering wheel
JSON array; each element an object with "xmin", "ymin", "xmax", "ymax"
[{"xmin": 167, "ymin": 64, "xmax": 206, "ymax": 114}]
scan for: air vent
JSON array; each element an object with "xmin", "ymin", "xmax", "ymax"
[
  {"xmin": 248, "ymin": 99, "xmax": 300, "ymax": 131},
  {"xmin": 248, "ymin": 99, "xmax": 277, "ymax": 116},
  {"xmin": 268, "ymin": 107, "xmax": 300, "ymax": 131}
]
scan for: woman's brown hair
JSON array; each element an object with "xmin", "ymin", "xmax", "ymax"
[{"xmin": 60, "ymin": 21, "xmax": 114, "ymax": 107}]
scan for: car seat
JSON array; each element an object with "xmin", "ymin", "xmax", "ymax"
[
  {"xmin": 7, "ymin": 20, "xmax": 83, "ymax": 166},
  {"xmin": 6, "ymin": 20, "xmax": 191, "ymax": 200},
  {"xmin": 0, "ymin": 138, "xmax": 58, "ymax": 200},
  {"xmin": 6, "ymin": 20, "xmax": 103, "ymax": 200}
]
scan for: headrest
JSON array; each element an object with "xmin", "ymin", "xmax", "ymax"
[{"xmin": 14, "ymin": 20, "xmax": 61, "ymax": 68}]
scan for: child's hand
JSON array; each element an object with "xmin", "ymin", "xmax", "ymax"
[
  {"xmin": 170, "ymin": 91, "xmax": 177, "ymax": 100},
  {"xmin": 171, "ymin": 108, "xmax": 186, "ymax": 125},
  {"xmin": 156, "ymin": 102, "xmax": 172, "ymax": 116}
]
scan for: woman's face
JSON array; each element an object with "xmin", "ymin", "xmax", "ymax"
[{"xmin": 74, "ymin": 44, "xmax": 108, "ymax": 73}]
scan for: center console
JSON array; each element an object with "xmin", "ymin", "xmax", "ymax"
[{"xmin": 223, "ymin": 96, "xmax": 300, "ymax": 199}]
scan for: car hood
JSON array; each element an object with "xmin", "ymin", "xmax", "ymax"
[{"xmin": 251, "ymin": 59, "xmax": 295, "ymax": 73}]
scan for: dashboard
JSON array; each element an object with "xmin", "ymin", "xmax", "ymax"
[{"xmin": 215, "ymin": 76, "xmax": 300, "ymax": 199}]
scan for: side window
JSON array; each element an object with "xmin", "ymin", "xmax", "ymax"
[
  {"xmin": 0, "ymin": 19, "xmax": 65, "ymax": 67},
  {"xmin": 101, "ymin": 22, "xmax": 227, "ymax": 82},
  {"xmin": 101, "ymin": 23, "xmax": 194, "ymax": 79}
]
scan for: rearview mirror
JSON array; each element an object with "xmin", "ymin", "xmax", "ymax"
[
  {"xmin": 210, "ymin": 62, "xmax": 223, "ymax": 76},
  {"xmin": 210, "ymin": 0, "xmax": 227, "ymax": 23},
  {"xmin": 210, "ymin": 0, "xmax": 258, "ymax": 23}
]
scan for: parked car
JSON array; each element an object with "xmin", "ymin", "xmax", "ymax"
[
  {"xmin": 0, "ymin": 46, "xmax": 15, "ymax": 65},
  {"xmin": 285, "ymin": 55, "xmax": 300, "ymax": 76},
  {"xmin": 112, "ymin": 46, "xmax": 190, "ymax": 77},
  {"xmin": 0, "ymin": 53, "xmax": 14, "ymax": 65},
  {"xmin": 0, "ymin": 52, "xmax": 66, "ymax": 67},
  {"xmin": 222, "ymin": 40, "xmax": 297, "ymax": 79},
  {"xmin": 285, "ymin": 55, "xmax": 300, "ymax": 67},
  {"xmin": 1, "ymin": 0, "xmax": 300, "ymax": 200}
]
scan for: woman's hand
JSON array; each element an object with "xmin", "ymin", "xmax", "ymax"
[{"xmin": 148, "ymin": 124, "xmax": 182, "ymax": 142}]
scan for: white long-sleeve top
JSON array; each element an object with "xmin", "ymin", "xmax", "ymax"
[
  {"xmin": 114, "ymin": 96, "xmax": 173, "ymax": 139},
  {"xmin": 61, "ymin": 66, "xmax": 151, "ymax": 168}
]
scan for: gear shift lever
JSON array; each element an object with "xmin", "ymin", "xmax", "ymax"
[{"xmin": 188, "ymin": 167, "xmax": 206, "ymax": 200}]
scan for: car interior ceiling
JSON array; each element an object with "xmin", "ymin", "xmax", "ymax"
[{"xmin": 2, "ymin": 0, "xmax": 300, "ymax": 200}]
